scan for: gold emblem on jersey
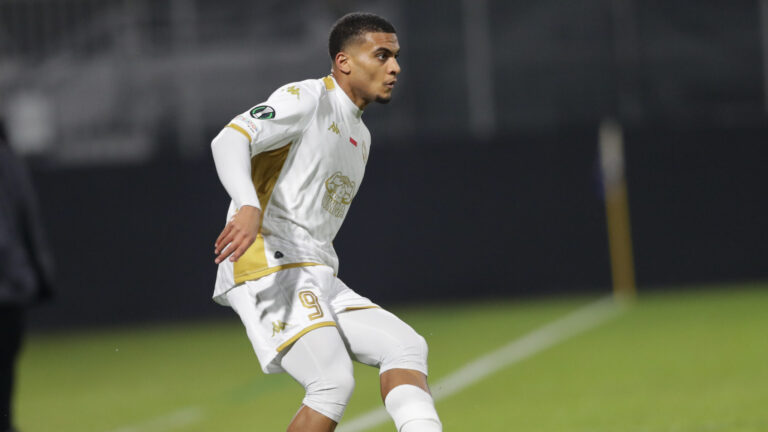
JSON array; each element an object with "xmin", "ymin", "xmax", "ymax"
[
  {"xmin": 322, "ymin": 172, "xmax": 355, "ymax": 218},
  {"xmin": 285, "ymin": 85, "xmax": 300, "ymax": 99},
  {"xmin": 272, "ymin": 320, "xmax": 288, "ymax": 336},
  {"xmin": 328, "ymin": 122, "xmax": 340, "ymax": 135}
]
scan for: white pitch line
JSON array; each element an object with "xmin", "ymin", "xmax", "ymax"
[
  {"xmin": 337, "ymin": 296, "xmax": 626, "ymax": 432},
  {"xmin": 104, "ymin": 297, "xmax": 624, "ymax": 432},
  {"xmin": 104, "ymin": 407, "xmax": 205, "ymax": 432}
]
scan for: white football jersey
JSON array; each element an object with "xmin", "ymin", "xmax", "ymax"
[{"xmin": 213, "ymin": 75, "xmax": 371, "ymax": 304}]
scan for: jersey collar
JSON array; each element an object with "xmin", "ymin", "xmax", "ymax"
[{"xmin": 328, "ymin": 75, "xmax": 364, "ymax": 119}]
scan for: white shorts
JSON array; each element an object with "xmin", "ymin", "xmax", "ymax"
[{"xmin": 224, "ymin": 265, "xmax": 379, "ymax": 373}]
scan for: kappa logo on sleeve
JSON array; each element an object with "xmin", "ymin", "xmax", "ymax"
[
  {"xmin": 250, "ymin": 105, "xmax": 276, "ymax": 120},
  {"xmin": 285, "ymin": 86, "xmax": 301, "ymax": 99}
]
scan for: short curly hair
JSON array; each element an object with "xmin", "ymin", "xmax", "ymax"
[{"xmin": 328, "ymin": 12, "xmax": 396, "ymax": 60}]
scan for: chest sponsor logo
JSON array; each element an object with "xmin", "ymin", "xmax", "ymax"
[
  {"xmin": 328, "ymin": 122, "xmax": 340, "ymax": 135},
  {"xmin": 250, "ymin": 105, "xmax": 276, "ymax": 120},
  {"xmin": 349, "ymin": 137, "xmax": 358, "ymax": 147},
  {"xmin": 322, "ymin": 172, "xmax": 355, "ymax": 218}
]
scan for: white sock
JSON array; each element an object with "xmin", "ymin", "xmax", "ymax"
[{"xmin": 384, "ymin": 384, "xmax": 442, "ymax": 432}]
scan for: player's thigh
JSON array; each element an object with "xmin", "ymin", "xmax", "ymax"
[
  {"xmin": 280, "ymin": 325, "xmax": 356, "ymax": 422},
  {"xmin": 225, "ymin": 265, "xmax": 338, "ymax": 374},
  {"xmin": 281, "ymin": 325, "xmax": 354, "ymax": 388},
  {"xmin": 336, "ymin": 307, "xmax": 429, "ymax": 375}
]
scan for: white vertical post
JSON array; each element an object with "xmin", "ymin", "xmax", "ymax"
[
  {"xmin": 599, "ymin": 119, "xmax": 637, "ymax": 301},
  {"xmin": 461, "ymin": 0, "xmax": 496, "ymax": 138}
]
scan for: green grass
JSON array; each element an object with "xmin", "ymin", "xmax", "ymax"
[{"xmin": 15, "ymin": 284, "xmax": 768, "ymax": 431}]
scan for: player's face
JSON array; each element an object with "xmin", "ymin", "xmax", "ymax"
[{"xmin": 346, "ymin": 32, "xmax": 401, "ymax": 106}]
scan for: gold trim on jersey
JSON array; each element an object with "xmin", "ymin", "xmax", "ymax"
[
  {"xmin": 234, "ymin": 142, "xmax": 319, "ymax": 284},
  {"xmin": 323, "ymin": 75, "xmax": 335, "ymax": 90},
  {"xmin": 234, "ymin": 260, "xmax": 320, "ymax": 285},
  {"xmin": 251, "ymin": 143, "xmax": 291, "ymax": 210},
  {"xmin": 342, "ymin": 306, "xmax": 380, "ymax": 312},
  {"xmin": 276, "ymin": 321, "xmax": 337, "ymax": 352},
  {"xmin": 226, "ymin": 123, "xmax": 252, "ymax": 142}
]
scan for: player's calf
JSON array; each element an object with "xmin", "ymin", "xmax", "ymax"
[{"xmin": 384, "ymin": 383, "xmax": 442, "ymax": 432}]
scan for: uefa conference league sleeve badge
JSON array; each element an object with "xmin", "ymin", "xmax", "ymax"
[{"xmin": 250, "ymin": 105, "xmax": 276, "ymax": 120}]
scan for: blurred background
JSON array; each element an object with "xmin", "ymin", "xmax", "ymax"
[
  {"xmin": 3, "ymin": 1, "xmax": 768, "ymax": 431},
  {"xmin": 1, "ymin": 0, "xmax": 767, "ymax": 327}
]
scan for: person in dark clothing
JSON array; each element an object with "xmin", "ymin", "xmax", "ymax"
[{"xmin": 0, "ymin": 119, "xmax": 54, "ymax": 432}]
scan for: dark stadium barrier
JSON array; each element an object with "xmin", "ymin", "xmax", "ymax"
[{"xmin": 26, "ymin": 126, "xmax": 768, "ymax": 328}]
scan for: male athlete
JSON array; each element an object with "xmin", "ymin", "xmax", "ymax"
[{"xmin": 210, "ymin": 13, "xmax": 442, "ymax": 432}]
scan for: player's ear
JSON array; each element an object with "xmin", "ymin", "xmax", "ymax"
[{"xmin": 335, "ymin": 52, "xmax": 351, "ymax": 75}]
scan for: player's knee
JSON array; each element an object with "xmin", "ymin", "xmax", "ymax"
[
  {"xmin": 381, "ymin": 329, "xmax": 429, "ymax": 373},
  {"xmin": 302, "ymin": 366, "xmax": 355, "ymax": 422},
  {"xmin": 408, "ymin": 332, "xmax": 429, "ymax": 361}
]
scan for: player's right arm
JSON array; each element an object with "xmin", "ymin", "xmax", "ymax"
[
  {"xmin": 211, "ymin": 81, "xmax": 319, "ymax": 264},
  {"xmin": 211, "ymin": 127, "xmax": 262, "ymax": 264}
]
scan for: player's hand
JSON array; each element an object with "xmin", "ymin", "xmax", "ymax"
[{"xmin": 214, "ymin": 205, "xmax": 262, "ymax": 264}]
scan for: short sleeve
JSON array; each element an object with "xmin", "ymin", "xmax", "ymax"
[{"xmin": 226, "ymin": 81, "xmax": 320, "ymax": 155}]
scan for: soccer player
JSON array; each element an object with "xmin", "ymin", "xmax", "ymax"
[{"xmin": 210, "ymin": 12, "xmax": 442, "ymax": 432}]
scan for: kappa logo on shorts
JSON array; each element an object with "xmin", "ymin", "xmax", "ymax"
[
  {"xmin": 272, "ymin": 320, "xmax": 289, "ymax": 336},
  {"xmin": 250, "ymin": 105, "xmax": 276, "ymax": 120}
]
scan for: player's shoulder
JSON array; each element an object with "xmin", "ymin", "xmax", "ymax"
[{"xmin": 269, "ymin": 78, "xmax": 327, "ymax": 103}]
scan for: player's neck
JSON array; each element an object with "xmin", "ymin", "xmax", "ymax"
[{"xmin": 331, "ymin": 71, "xmax": 369, "ymax": 110}]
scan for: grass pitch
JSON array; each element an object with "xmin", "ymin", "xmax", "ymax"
[{"xmin": 15, "ymin": 283, "xmax": 768, "ymax": 431}]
